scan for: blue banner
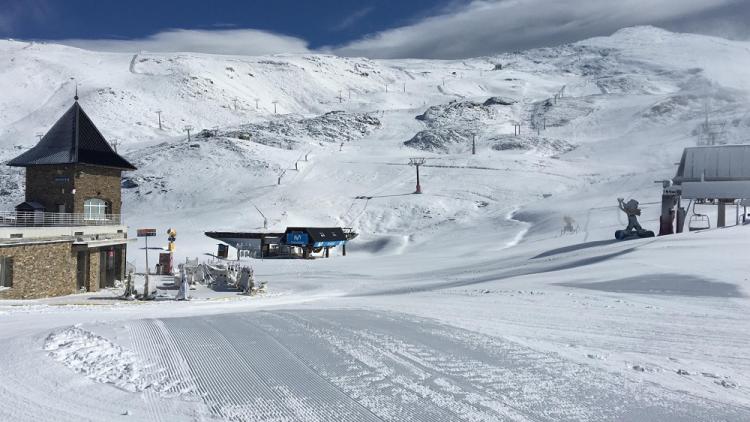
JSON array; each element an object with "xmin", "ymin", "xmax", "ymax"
[
  {"xmin": 286, "ymin": 232, "xmax": 309, "ymax": 245},
  {"xmin": 313, "ymin": 240, "xmax": 344, "ymax": 247}
]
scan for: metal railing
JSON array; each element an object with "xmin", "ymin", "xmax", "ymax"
[{"xmin": 0, "ymin": 211, "xmax": 123, "ymax": 227}]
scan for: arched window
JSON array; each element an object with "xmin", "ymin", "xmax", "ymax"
[{"xmin": 83, "ymin": 198, "xmax": 108, "ymax": 220}]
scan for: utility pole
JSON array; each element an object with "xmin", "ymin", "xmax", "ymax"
[
  {"xmin": 255, "ymin": 98, "xmax": 259, "ymax": 110},
  {"xmin": 409, "ymin": 157, "xmax": 426, "ymax": 194},
  {"xmin": 385, "ymin": 83, "xmax": 389, "ymax": 93},
  {"xmin": 184, "ymin": 125, "xmax": 193, "ymax": 142},
  {"xmin": 110, "ymin": 138, "xmax": 120, "ymax": 152},
  {"xmin": 233, "ymin": 98, "xmax": 238, "ymax": 110},
  {"xmin": 156, "ymin": 110, "xmax": 163, "ymax": 130},
  {"xmin": 472, "ymin": 134, "xmax": 476, "ymax": 155},
  {"xmin": 272, "ymin": 100, "xmax": 278, "ymax": 114},
  {"xmin": 338, "ymin": 90, "xmax": 343, "ymax": 103}
]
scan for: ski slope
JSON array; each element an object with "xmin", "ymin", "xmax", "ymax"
[{"xmin": 1, "ymin": 26, "xmax": 750, "ymax": 420}]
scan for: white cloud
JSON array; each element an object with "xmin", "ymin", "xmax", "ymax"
[
  {"xmin": 331, "ymin": 0, "xmax": 744, "ymax": 59},
  {"xmin": 59, "ymin": 28, "xmax": 310, "ymax": 56},
  {"xmin": 43, "ymin": 0, "xmax": 747, "ymax": 59},
  {"xmin": 332, "ymin": 6, "xmax": 375, "ymax": 31}
]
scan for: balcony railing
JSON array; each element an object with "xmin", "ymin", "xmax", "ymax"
[{"xmin": 0, "ymin": 211, "xmax": 123, "ymax": 227}]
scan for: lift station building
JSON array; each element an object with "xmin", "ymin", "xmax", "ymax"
[
  {"xmin": 660, "ymin": 145, "xmax": 750, "ymax": 233},
  {"xmin": 206, "ymin": 227, "xmax": 354, "ymax": 259}
]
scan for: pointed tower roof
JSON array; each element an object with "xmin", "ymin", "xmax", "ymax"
[{"xmin": 7, "ymin": 101, "xmax": 136, "ymax": 170}]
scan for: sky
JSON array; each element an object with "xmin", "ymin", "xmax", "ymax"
[{"xmin": 1, "ymin": 0, "xmax": 748, "ymax": 59}]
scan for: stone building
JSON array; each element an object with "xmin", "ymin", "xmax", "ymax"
[{"xmin": 0, "ymin": 98, "xmax": 136, "ymax": 299}]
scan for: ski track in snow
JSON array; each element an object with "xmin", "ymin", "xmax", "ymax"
[{"xmin": 41, "ymin": 310, "xmax": 744, "ymax": 422}]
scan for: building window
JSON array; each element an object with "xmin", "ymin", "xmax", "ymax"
[
  {"xmin": 83, "ymin": 198, "xmax": 108, "ymax": 220},
  {"xmin": 0, "ymin": 256, "xmax": 11, "ymax": 288}
]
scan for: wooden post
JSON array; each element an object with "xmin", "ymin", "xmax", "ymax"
[
  {"xmin": 718, "ymin": 201, "xmax": 726, "ymax": 227},
  {"xmin": 342, "ymin": 242, "xmax": 347, "ymax": 256}
]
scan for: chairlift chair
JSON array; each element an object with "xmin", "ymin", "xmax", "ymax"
[{"xmin": 688, "ymin": 202, "xmax": 710, "ymax": 231}]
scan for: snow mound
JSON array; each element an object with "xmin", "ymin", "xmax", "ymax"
[
  {"xmin": 415, "ymin": 98, "xmax": 514, "ymax": 127},
  {"xmin": 404, "ymin": 129, "xmax": 469, "ymax": 153},
  {"xmin": 44, "ymin": 325, "xmax": 181, "ymax": 394},
  {"xmin": 490, "ymin": 135, "xmax": 576, "ymax": 156},
  {"xmin": 406, "ymin": 97, "xmax": 517, "ymax": 153},
  {"xmin": 221, "ymin": 110, "xmax": 382, "ymax": 149}
]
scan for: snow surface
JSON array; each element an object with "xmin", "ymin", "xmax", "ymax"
[{"xmin": 1, "ymin": 26, "xmax": 750, "ymax": 420}]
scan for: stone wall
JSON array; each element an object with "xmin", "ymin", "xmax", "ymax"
[
  {"xmin": 25, "ymin": 164, "xmax": 76, "ymax": 212},
  {"xmin": 72, "ymin": 164, "xmax": 123, "ymax": 215},
  {"xmin": 88, "ymin": 248, "xmax": 100, "ymax": 292},
  {"xmin": 0, "ymin": 241, "xmax": 76, "ymax": 299},
  {"xmin": 23, "ymin": 164, "xmax": 123, "ymax": 215}
]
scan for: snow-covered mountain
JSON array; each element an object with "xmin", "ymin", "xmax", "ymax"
[{"xmin": 2, "ymin": 26, "xmax": 748, "ymax": 256}]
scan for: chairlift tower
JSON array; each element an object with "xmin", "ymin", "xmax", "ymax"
[
  {"xmin": 156, "ymin": 110, "xmax": 163, "ymax": 130},
  {"xmin": 184, "ymin": 125, "xmax": 194, "ymax": 142},
  {"xmin": 409, "ymin": 157, "xmax": 427, "ymax": 194},
  {"xmin": 253, "ymin": 204, "xmax": 268, "ymax": 229}
]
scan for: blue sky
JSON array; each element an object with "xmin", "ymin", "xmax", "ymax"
[
  {"xmin": 1, "ymin": 0, "xmax": 747, "ymax": 59},
  {"xmin": 0, "ymin": 0, "xmax": 457, "ymax": 48}
]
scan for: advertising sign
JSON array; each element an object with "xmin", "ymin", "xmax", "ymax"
[
  {"xmin": 286, "ymin": 232, "xmax": 309, "ymax": 245},
  {"xmin": 137, "ymin": 228, "xmax": 157, "ymax": 237}
]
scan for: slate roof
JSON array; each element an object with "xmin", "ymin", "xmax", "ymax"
[{"xmin": 7, "ymin": 101, "xmax": 136, "ymax": 170}]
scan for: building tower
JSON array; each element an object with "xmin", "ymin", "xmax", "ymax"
[{"xmin": 0, "ymin": 97, "xmax": 137, "ymax": 298}]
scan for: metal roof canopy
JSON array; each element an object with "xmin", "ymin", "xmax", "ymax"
[
  {"xmin": 674, "ymin": 145, "xmax": 750, "ymax": 200},
  {"xmin": 205, "ymin": 231, "xmax": 284, "ymax": 250}
]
